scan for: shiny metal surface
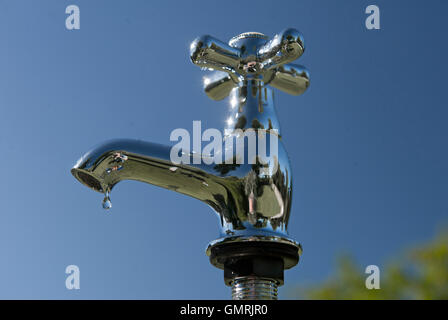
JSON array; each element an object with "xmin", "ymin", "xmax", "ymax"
[
  {"xmin": 71, "ymin": 29, "xmax": 310, "ymax": 298},
  {"xmin": 72, "ymin": 136, "xmax": 296, "ymax": 243},
  {"xmin": 231, "ymin": 277, "xmax": 278, "ymax": 300},
  {"xmin": 191, "ymin": 29, "xmax": 309, "ymax": 100}
]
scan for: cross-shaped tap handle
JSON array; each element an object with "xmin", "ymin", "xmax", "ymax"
[{"xmin": 190, "ymin": 29, "xmax": 310, "ymax": 100}]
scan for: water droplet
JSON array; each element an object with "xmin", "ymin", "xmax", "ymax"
[{"xmin": 102, "ymin": 191, "xmax": 112, "ymax": 210}]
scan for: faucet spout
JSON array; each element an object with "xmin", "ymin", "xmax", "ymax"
[
  {"xmin": 71, "ymin": 138, "xmax": 297, "ymax": 244},
  {"xmin": 72, "ymin": 139, "xmax": 221, "ymax": 204}
]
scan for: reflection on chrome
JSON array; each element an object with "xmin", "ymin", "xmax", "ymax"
[
  {"xmin": 71, "ymin": 29, "xmax": 310, "ymax": 299},
  {"xmin": 71, "ymin": 137, "xmax": 293, "ymax": 241}
]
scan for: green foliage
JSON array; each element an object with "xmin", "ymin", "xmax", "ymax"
[{"xmin": 290, "ymin": 231, "xmax": 448, "ymax": 300}]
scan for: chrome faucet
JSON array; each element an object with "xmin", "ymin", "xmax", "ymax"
[{"xmin": 71, "ymin": 29, "xmax": 309, "ymax": 300}]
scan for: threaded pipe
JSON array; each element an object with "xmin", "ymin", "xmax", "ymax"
[{"xmin": 231, "ymin": 277, "xmax": 278, "ymax": 300}]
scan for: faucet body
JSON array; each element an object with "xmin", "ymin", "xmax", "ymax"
[{"xmin": 71, "ymin": 29, "xmax": 309, "ymax": 299}]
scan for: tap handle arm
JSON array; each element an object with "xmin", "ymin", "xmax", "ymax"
[
  {"xmin": 264, "ymin": 63, "xmax": 310, "ymax": 96},
  {"xmin": 190, "ymin": 29, "xmax": 310, "ymax": 100},
  {"xmin": 190, "ymin": 35, "xmax": 242, "ymax": 83},
  {"xmin": 258, "ymin": 28, "xmax": 305, "ymax": 70}
]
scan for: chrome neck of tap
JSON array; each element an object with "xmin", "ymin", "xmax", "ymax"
[{"xmin": 224, "ymin": 80, "xmax": 281, "ymax": 137}]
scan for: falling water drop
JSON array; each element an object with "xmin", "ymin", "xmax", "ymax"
[{"xmin": 102, "ymin": 191, "xmax": 112, "ymax": 210}]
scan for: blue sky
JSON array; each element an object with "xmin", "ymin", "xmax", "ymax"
[{"xmin": 0, "ymin": 0, "xmax": 447, "ymax": 299}]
